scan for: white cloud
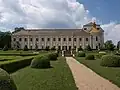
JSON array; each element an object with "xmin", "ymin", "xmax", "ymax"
[
  {"xmin": 101, "ymin": 22, "xmax": 120, "ymax": 44},
  {"xmin": 0, "ymin": 0, "xmax": 93, "ymax": 29},
  {"xmin": 0, "ymin": 0, "xmax": 120, "ymax": 43}
]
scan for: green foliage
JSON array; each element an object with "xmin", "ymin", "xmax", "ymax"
[
  {"xmin": 31, "ymin": 56, "xmax": 51, "ymax": 69},
  {"xmin": 11, "ymin": 57, "xmax": 78, "ymax": 90},
  {"xmin": 0, "ymin": 57, "xmax": 33, "ymax": 73},
  {"xmin": 51, "ymin": 47, "xmax": 56, "ymax": 50},
  {"xmin": 0, "ymin": 53, "xmax": 38, "ymax": 56},
  {"xmin": 96, "ymin": 52, "xmax": 107, "ymax": 59},
  {"xmin": 35, "ymin": 44, "xmax": 38, "ymax": 51},
  {"xmin": 23, "ymin": 45, "xmax": 28, "ymax": 51},
  {"xmin": 104, "ymin": 40, "xmax": 115, "ymax": 51},
  {"xmin": 77, "ymin": 52, "xmax": 86, "ymax": 57},
  {"xmin": 78, "ymin": 46, "xmax": 83, "ymax": 51},
  {"xmin": 117, "ymin": 41, "xmax": 120, "ymax": 50},
  {"xmin": 101, "ymin": 55, "xmax": 120, "ymax": 67},
  {"xmin": 3, "ymin": 45, "xmax": 8, "ymax": 51},
  {"xmin": 48, "ymin": 53, "xmax": 58, "ymax": 61},
  {"xmin": 0, "ymin": 68, "xmax": 17, "ymax": 90},
  {"xmin": 0, "ymin": 32, "xmax": 11, "ymax": 49},
  {"xmin": 85, "ymin": 55, "xmax": 95, "ymax": 60},
  {"xmin": 45, "ymin": 46, "xmax": 50, "ymax": 51},
  {"xmin": 85, "ymin": 45, "xmax": 92, "ymax": 51}
]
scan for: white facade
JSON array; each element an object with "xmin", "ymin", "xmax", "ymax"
[{"xmin": 11, "ymin": 22, "xmax": 104, "ymax": 50}]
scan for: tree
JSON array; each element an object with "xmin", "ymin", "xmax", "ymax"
[
  {"xmin": 16, "ymin": 41, "xmax": 20, "ymax": 50},
  {"xmin": 51, "ymin": 46, "xmax": 56, "ymax": 50},
  {"xmin": 117, "ymin": 41, "xmax": 120, "ymax": 50},
  {"xmin": 78, "ymin": 46, "xmax": 83, "ymax": 51},
  {"xmin": 23, "ymin": 45, "xmax": 28, "ymax": 51},
  {"xmin": 0, "ymin": 31, "xmax": 11, "ymax": 49},
  {"xmin": 3, "ymin": 45, "xmax": 8, "ymax": 51},
  {"xmin": 104, "ymin": 40, "xmax": 115, "ymax": 51},
  {"xmin": 85, "ymin": 45, "xmax": 92, "ymax": 51},
  {"xmin": 35, "ymin": 43, "xmax": 38, "ymax": 51}
]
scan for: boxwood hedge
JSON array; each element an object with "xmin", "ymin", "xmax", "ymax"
[
  {"xmin": 85, "ymin": 55, "xmax": 95, "ymax": 60},
  {"xmin": 0, "ymin": 57, "xmax": 33, "ymax": 73},
  {"xmin": 30, "ymin": 55, "xmax": 51, "ymax": 69},
  {"xmin": 100, "ymin": 55, "xmax": 120, "ymax": 67},
  {"xmin": 0, "ymin": 68, "xmax": 17, "ymax": 90}
]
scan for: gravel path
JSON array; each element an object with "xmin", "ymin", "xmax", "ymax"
[{"xmin": 66, "ymin": 57, "xmax": 120, "ymax": 90}]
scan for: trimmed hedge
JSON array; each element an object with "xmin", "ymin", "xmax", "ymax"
[
  {"xmin": 0, "ymin": 53, "xmax": 38, "ymax": 56},
  {"xmin": 0, "ymin": 68, "xmax": 17, "ymax": 90},
  {"xmin": 77, "ymin": 52, "xmax": 86, "ymax": 57},
  {"xmin": 85, "ymin": 55, "xmax": 95, "ymax": 60},
  {"xmin": 100, "ymin": 55, "xmax": 120, "ymax": 67},
  {"xmin": 0, "ymin": 57, "xmax": 34, "ymax": 73},
  {"xmin": 47, "ymin": 53, "xmax": 58, "ymax": 61},
  {"xmin": 30, "ymin": 55, "xmax": 51, "ymax": 69}
]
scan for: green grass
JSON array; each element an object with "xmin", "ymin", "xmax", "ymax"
[
  {"xmin": 11, "ymin": 57, "xmax": 77, "ymax": 90},
  {"xmin": 76, "ymin": 56, "xmax": 120, "ymax": 88}
]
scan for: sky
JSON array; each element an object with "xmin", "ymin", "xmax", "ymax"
[{"xmin": 0, "ymin": 0, "xmax": 120, "ymax": 44}]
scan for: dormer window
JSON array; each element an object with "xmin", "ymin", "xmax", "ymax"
[{"xmin": 84, "ymin": 28, "xmax": 87, "ymax": 30}]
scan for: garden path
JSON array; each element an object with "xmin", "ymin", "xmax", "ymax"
[{"xmin": 66, "ymin": 57, "xmax": 120, "ymax": 90}]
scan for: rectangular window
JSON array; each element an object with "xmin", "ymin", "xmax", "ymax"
[
  {"xmin": 58, "ymin": 38, "xmax": 61, "ymax": 41},
  {"xmin": 47, "ymin": 38, "xmax": 50, "ymax": 41},
  {"xmin": 96, "ymin": 36, "xmax": 98, "ymax": 41},
  {"xmin": 42, "ymin": 38, "xmax": 44, "ymax": 41},
  {"xmin": 53, "ymin": 38, "xmax": 56, "ymax": 41},
  {"xmin": 24, "ymin": 38, "xmax": 27, "ymax": 42},
  {"xmin": 36, "ymin": 38, "xmax": 39, "ymax": 41},
  {"xmin": 74, "ymin": 38, "xmax": 76, "ymax": 41},
  {"xmin": 19, "ymin": 38, "xmax": 22, "ymax": 41},
  {"xmin": 13, "ymin": 38, "xmax": 16, "ymax": 41},
  {"xmin": 63, "ymin": 38, "xmax": 66, "ymax": 41},
  {"xmin": 79, "ymin": 38, "xmax": 82, "ymax": 41},
  {"xmin": 86, "ymin": 38, "xmax": 88, "ymax": 41},
  {"xmin": 58, "ymin": 46, "xmax": 61, "ymax": 50},
  {"xmin": 30, "ymin": 38, "xmax": 32, "ymax": 41},
  {"xmin": 69, "ymin": 38, "xmax": 71, "ymax": 41}
]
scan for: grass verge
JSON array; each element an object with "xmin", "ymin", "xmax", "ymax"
[
  {"xmin": 11, "ymin": 57, "xmax": 77, "ymax": 90},
  {"xmin": 76, "ymin": 57, "xmax": 120, "ymax": 88}
]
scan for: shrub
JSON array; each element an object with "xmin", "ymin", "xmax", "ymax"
[
  {"xmin": 0, "ymin": 68, "xmax": 17, "ymax": 90},
  {"xmin": 3, "ymin": 45, "xmax": 8, "ymax": 51},
  {"xmin": 85, "ymin": 45, "xmax": 92, "ymax": 51},
  {"xmin": 23, "ymin": 45, "xmax": 28, "ymax": 51},
  {"xmin": 78, "ymin": 46, "xmax": 83, "ymax": 51},
  {"xmin": 0, "ymin": 57, "xmax": 33, "ymax": 73},
  {"xmin": 48, "ymin": 53, "xmax": 58, "ymax": 61},
  {"xmin": 96, "ymin": 51, "xmax": 107, "ymax": 59},
  {"xmin": 45, "ymin": 46, "xmax": 50, "ymax": 51},
  {"xmin": 85, "ymin": 55, "xmax": 95, "ymax": 60},
  {"xmin": 100, "ymin": 55, "xmax": 120, "ymax": 67},
  {"xmin": 31, "ymin": 56, "xmax": 51, "ymax": 69},
  {"xmin": 51, "ymin": 47, "xmax": 56, "ymax": 50},
  {"xmin": 77, "ymin": 52, "xmax": 85, "ymax": 57}
]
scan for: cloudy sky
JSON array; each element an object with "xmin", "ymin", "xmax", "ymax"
[{"xmin": 0, "ymin": 0, "xmax": 120, "ymax": 44}]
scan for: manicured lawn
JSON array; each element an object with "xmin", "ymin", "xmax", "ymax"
[
  {"xmin": 76, "ymin": 56, "xmax": 120, "ymax": 87},
  {"xmin": 11, "ymin": 57, "xmax": 77, "ymax": 90}
]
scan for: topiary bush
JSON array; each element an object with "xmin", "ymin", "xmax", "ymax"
[
  {"xmin": 77, "ymin": 52, "xmax": 86, "ymax": 57},
  {"xmin": 85, "ymin": 55, "xmax": 95, "ymax": 60},
  {"xmin": 100, "ymin": 55, "xmax": 120, "ymax": 67},
  {"xmin": 30, "ymin": 55, "xmax": 51, "ymax": 69},
  {"xmin": 48, "ymin": 53, "xmax": 58, "ymax": 61},
  {"xmin": 96, "ymin": 52, "xmax": 107, "ymax": 59},
  {"xmin": 0, "ymin": 68, "xmax": 17, "ymax": 90}
]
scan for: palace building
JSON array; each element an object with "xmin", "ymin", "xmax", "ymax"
[{"xmin": 11, "ymin": 22, "xmax": 104, "ymax": 50}]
